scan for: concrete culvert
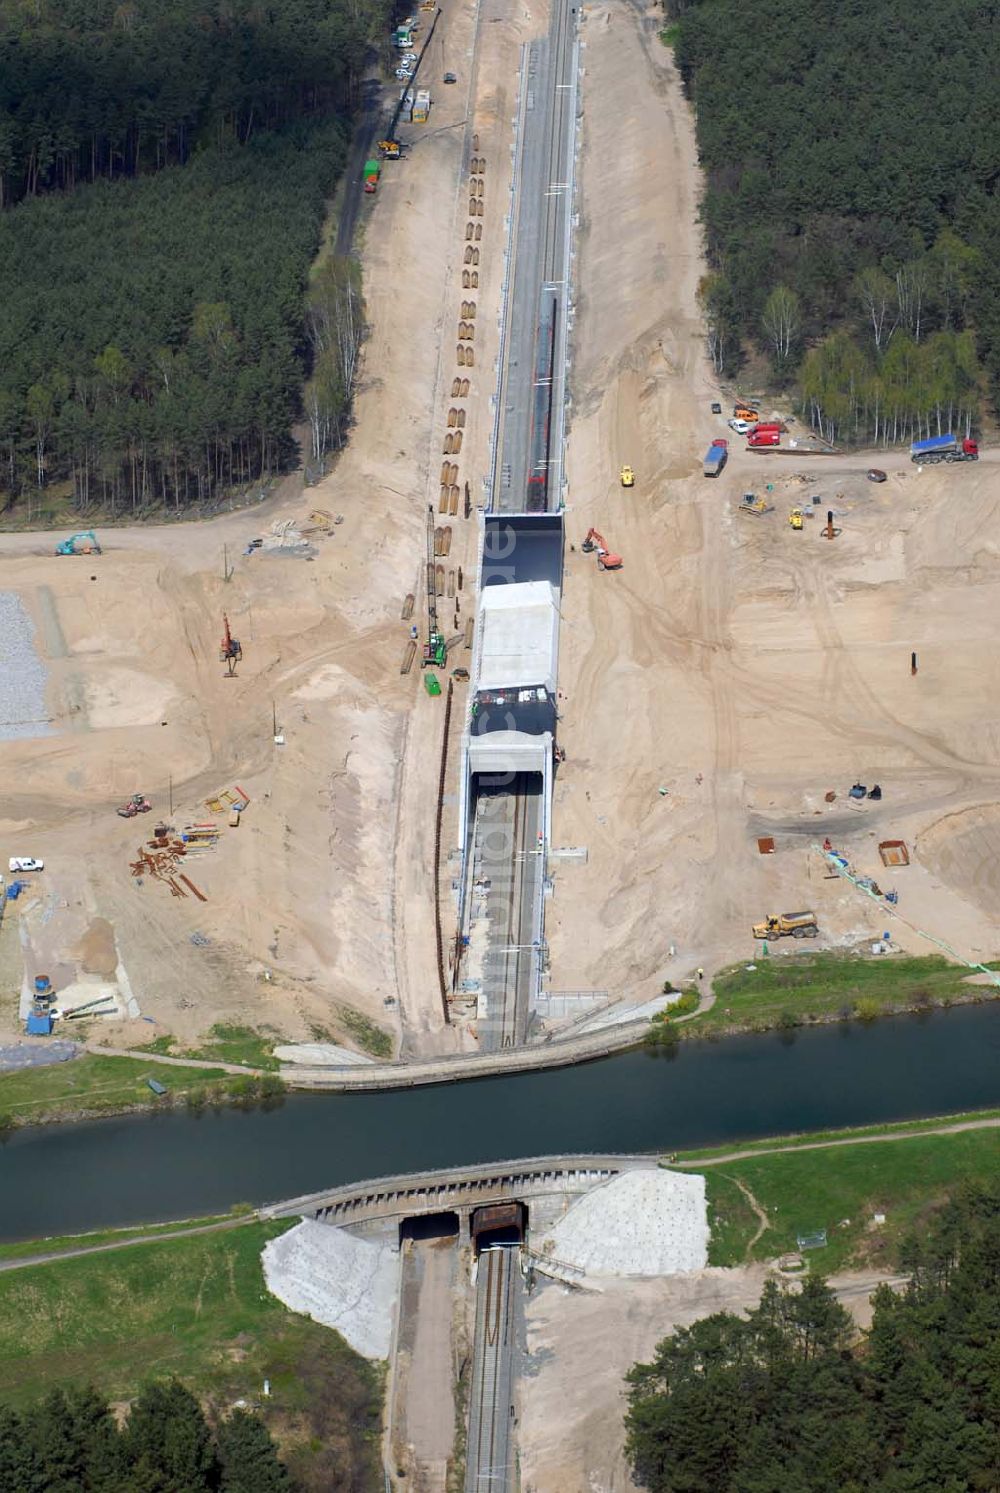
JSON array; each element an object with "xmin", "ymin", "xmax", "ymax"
[
  {"xmin": 466, "ymin": 347, "xmax": 475, "ymax": 366},
  {"xmin": 451, "ymin": 378, "xmax": 461, "ymax": 397},
  {"xmin": 472, "ymin": 248, "xmax": 479, "ymax": 264},
  {"xmin": 471, "ymin": 272, "xmax": 479, "ymax": 288},
  {"xmin": 457, "ymin": 410, "xmax": 466, "ymax": 429},
  {"xmin": 464, "ymin": 245, "xmax": 473, "ymax": 264},
  {"xmin": 462, "ymin": 269, "xmax": 470, "ymax": 288},
  {"xmin": 399, "ymin": 1211, "xmax": 461, "ymax": 1245},
  {"xmin": 468, "ymin": 302, "xmax": 476, "ymax": 318},
  {"xmin": 477, "ymin": 180, "xmax": 484, "ymax": 198},
  {"xmin": 457, "ymin": 346, "xmax": 465, "ymax": 366},
  {"xmin": 471, "ymin": 1201, "xmax": 527, "ymax": 1254},
  {"xmin": 444, "ymin": 433, "xmax": 454, "ymax": 454},
  {"xmin": 469, "ymin": 196, "xmax": 477, "ymax": 215},
  {"xmin": 473, "ymin": 132, "xmax": 479, "ymax": 152},
  {"xmin": 448, "ymin": 408, "xmax": 457, "ymax": 428},
  {"xmin": 452, "ymin": 431, "xmax": 463, "ymax": 453},
  {"xmin": 459, "ymin": 380, "xmax": 469, "ymax": 399},
  {"xmin": 465, "ymin": 223, "xmax": 473, "ymax": 241},
  {"xmin": 474, "ymin": 223, "xmax": 482, "ymax": 240},
  {"xmin": 441, "ymin": 461, "xmax": 451, "ymax": 484}
]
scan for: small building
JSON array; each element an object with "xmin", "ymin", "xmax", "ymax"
[
  {"xmin": 412, "ymin": 88, "xmax": 431, "ymax": 123},
  {"xmin": 147, "ymin": 1078, "xmax": 167, "ymax": 1096}
]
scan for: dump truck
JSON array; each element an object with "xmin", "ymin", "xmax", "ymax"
[
  {"xmin": 703, "ymin": 439, "xmax": 728, "ymax": 477},
  {"xmin": 910, "ymin": 433, "xmax": 979, "ymax": 464},
  {"xmin": 752, "ymin": 911, "xmax": 818, "ymax": 940},
  {"xmin": 363, "ymin": 159, "xmax": 380, "ymax": 194}
]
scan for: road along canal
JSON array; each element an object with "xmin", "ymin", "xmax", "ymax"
[{"xmin": 1, "ymin": 1001, "xmax": 999, "ymax": 1240}]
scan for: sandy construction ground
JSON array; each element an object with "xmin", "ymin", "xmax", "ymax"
[
  {"xmin": 519, "ymin": 1267, "xmax": 901, "ymax": 1491},
  {"xmin": 2, "ymin": 0, "xmax": 999, "ymax": 1057},
  {"xmin": 0, "ymin": 0, "xmax": 503, "ymax": 1053},
  {"xmin": 545, "ymin": 0, "xmax": 1000, "ymax": 1002}
]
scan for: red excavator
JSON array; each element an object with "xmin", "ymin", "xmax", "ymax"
[
  {"xmin": 581, "ymin": 527, "xmax": 623, "ymax": 571},
  {"xmin": 220, "ymin": 613, "xmax": 242, "ymax": 676}
]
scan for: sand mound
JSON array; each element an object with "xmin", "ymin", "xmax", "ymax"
[
  {"xmin": 262, "ymin": 1220, "xmax": 397, "ymax": 1359},
  {"xmin": 918, "ymin": 805, "xmax": 1000, "ymax": 918},
  {"xmin": 541, "ymin": 1169, "xmax": 708, "ymax": 1277}
]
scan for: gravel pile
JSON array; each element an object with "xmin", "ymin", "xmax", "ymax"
[
  {"xmin": 0, "ymin": 593, "xmax": 52, "ymax": 740},
  {"xmin": 262, "ymin": 1220, "xmax": 397, "ymax": 1359},
  {"xmin": 273, "ymin": 1043, "xmax": 374, "ymax": 1067},
  {"xmin": 0, "ymin": 1041, "xmax": 80, "ymax": 1072},
  {"xmin": 541, "ymin": 1169, "xmax": 709, "ymax": 1277}
]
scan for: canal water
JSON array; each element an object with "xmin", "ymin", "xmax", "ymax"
[{"xmin": 2, "ymin": 1003, "xmax": 999, "ymax": 1240}]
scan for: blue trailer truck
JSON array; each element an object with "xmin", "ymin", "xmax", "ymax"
[
  {"xmin": 910, "ymin": 433, "xmax": 979, "ymax": 464},
  {"xmin": 703, "ymin": 438, "xmax": 728, "ymax": 477}
]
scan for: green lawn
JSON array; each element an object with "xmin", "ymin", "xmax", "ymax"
[
  {"xmin": 672, "ymin": 1107, "xmax": 1000, "ymax": 1162},
  {"xmin": 182, "ymin": 1023, "xmax": 280, "ymax": 1071},
  {"xmin": 0, "ymin": 1222, "xmax": 382, "ymax": 1487},
  {"xmin": 0, "ymin": 1210, "xmax": 252, "ymax": 1264},
  {"xmin": 684, "ymin": 952, "xmax": 999, "ymax": 1035},
  {"xmin": 0, "ymin": 1054, "xmax": 240, "ymax": 1126},
  {"xmin": 676, "ymin": 1120, "xmax": 1000, "ymax": 1272}
]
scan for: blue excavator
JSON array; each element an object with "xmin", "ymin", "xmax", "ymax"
[{"xmin": 55, "ymin": 530, "xmax": 101, "ymax": 555}]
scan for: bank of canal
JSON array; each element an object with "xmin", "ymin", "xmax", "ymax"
[{"xmin": 1, "ymin": 1002, "xmax": 999, "ymax": 1240}]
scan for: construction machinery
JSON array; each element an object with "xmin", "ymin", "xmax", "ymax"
[
  {"xmin": 220, "ymin": 614, "xmax": 242, "ymax": 675},
  {"xmin": 117, "ymin": 794, "xmax": 152, "ymax": 819},
  {"xmin": 739, "ymin": 493, "xmax": 773, "ymax": 517},
  {"xmin": 55, "ymin": 530, "xmax": 101, "ymax": 556},
  {"xmin": 620, "ymin": 464, "xmax": 635, "ymax": 488},
  {"xmin": 752, "ymin": 911, "xmax": 818, "ymax": 940},
  {"xmin": 581, "ymin": 528, "xmax": 623, "ymax": 571},
  {"xmin": 377, "ymin": 139, "xmax": 401, "ymax": 159},
  {"xmin": 789, "ymin": 507, "xmax": 804, "ymax": 530}
]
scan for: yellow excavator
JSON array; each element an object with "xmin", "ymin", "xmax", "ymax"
[
  {"xmin": 620, "ymin": 465, "xmax": 635, "ymax": 488},
  {"xmin": 752, "ymin": 911, "xmax": 818, "ymax": 940},
  {"xmin": 789, "ymin": 508, "xmax": 804, "ymax": 530}
]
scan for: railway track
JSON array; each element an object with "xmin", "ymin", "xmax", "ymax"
[
  {"xmin": 473, "ymin": 776, "xmax": 541, "ymax": 1049},
  {"xmin": 464, "ymin": 1246, "xmax": 519, "ymax": 1492}
]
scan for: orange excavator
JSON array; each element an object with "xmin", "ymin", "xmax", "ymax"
[
  {"xmin": 581, "ymin": 527, "xmax": 623, "ymax": 571},
  {"xmin": 220, "ymin": 613, "xmax": 242, "ymax": 676}
]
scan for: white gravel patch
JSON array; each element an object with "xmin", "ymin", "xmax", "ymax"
[
  {"xmin": 262, "ymin": 1220, "xmax": 397, "ymax": 1359},
  {"xmin": 0, "ymin": 593, "xmax": 52, "ymax": 740},
  {"xmin": 540, "ymin": 1169, "xmax": 708, "ymax": 1277},
  {"xmin": 573, "ymin": 992, "xmax": 678, "ymax": 1033},
  {"xmin": 273, "ymin": 1042, "xmax": 375, "ymax": 1067}
]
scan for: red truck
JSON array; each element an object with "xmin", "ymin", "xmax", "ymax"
[{"xmin": 747, "ymin": 428, "xmax": 780, "ymax": 448}]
